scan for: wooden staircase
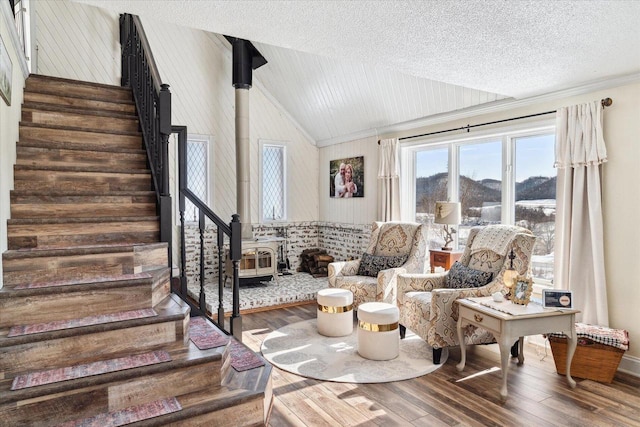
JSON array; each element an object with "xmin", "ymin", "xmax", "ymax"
[{"xmin": 0, "ymin": 74, "xmax": 272, "ymax": 426}]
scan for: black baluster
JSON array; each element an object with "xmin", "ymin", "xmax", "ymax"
[{"xmin": 199, "ymin": 210, "xmax": 206, "ymax": 314}]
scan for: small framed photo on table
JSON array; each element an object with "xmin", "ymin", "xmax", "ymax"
[{"xmin": 511, "ymin": 275, "xmax": 533, "ymax": 305}]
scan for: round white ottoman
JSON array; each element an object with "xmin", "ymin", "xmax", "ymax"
[
  {"xmin": 317, "ymin": 288, "xmax": 354, "ymax": 337},
  {"xmin": 357, "ymin": 302, "xmax": 400, "ymax": 360}
]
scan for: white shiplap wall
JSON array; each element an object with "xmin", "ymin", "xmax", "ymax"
[
  {"xmin": 319, "ymin": 135, "xmax": 378, "ymax": 225},
  {"xmin": 1, "ymin": 2, "xmax": 28, "ymax": 288},
  {"xmin": 35, "ymin": 0, "xmax": 319, "ymax": 227},
  {"xmin": 35, "ymin": 0, "xmax": 120, "ymax": 84}
]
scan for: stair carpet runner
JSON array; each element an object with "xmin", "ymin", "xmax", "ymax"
[
  {"xmin": 10, "ymin": 314, "xmax": 263, "ymax": 391},
  {"xmin": 1, "ymin": 74, "xmax": 271, "ymax": 426},
  {"xmin": 6, "ymin": 313, "xmax": 263, "ymax": 426},
  {"xmin": 8, "ymin": 314, "xmax": 264, "ymax": 427}
]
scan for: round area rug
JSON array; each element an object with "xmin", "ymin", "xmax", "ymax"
[{"xmin": 260, "ymin": 318, "xmax": 447, "ymax": 383}]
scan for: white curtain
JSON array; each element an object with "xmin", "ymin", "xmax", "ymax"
[
  {"xmin": 377, "ymin": 138, "xmax": 401, "ymax": 221},
  {"xmin": 554, "ymin": 101, "xmax": 609, "ymax": 326}
]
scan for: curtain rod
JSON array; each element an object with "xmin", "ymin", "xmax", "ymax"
[{"xmin": 378, "ymin": 97, "xmax": 613, "ymax": 144}]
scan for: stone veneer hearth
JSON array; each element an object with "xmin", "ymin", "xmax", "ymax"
[{"xmin": 181, "ymin": 222, "xmax": 372, "ymax": 287}]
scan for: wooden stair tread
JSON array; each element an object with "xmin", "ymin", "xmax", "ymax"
[
  {"xmin": 23, "ymin": 90, "xmax": 136, "ymax": 113},
  {"xmin": 11, "ymin": 190, "xmax": 156, "ymax": 199},
  {"xmin": 0, "ymin": 267, "xmax": 166, "ymax": 294},
  {"xmin": 28, "ymin": 74, "xmax": 133, "ymax": 93},
  {"xmin": 17, "ymin": 138, "xmax": 145, "ymax": 154},
  {"xmin": 60, "ymin": 397, "xmax": 183, "ymax": 427},
  {"xmin": 8, "ymin": 216, "xmax": 159, "ymax": 225},
  {"xmin": 14, "ymin": 163, "xmax": 151, "ymax": 174},
  {"xmin": 19, "ymin": 122, "xmax": 143, "ymax": 150},
  {"xmin": 19, "ymin": 121, "xmax": 142, "ymax": 137},
  {"xmin": 0, "ymin": 342, "xmax": 225, "ymax": 404},
  {"xmin": 24, "ymin": 88, "xmax": 135, "ymax": 107},
  {"xmin": 2, "ymin": 241, "xmax": 167, "ymax": 260},
  {"xmin": 22, "ymin": 101, "xmax": 137, "ymax": 120},
  {"xmin": 133, "ymin": 383, "xmax": 270, "ymax": 426},
  {"xmin": 26, "ymin": 74, "xmax": 133, "ymax": 103},
  {"xmin": 0, "ymin": 294, "xmax": 187, "ymax": 347}
]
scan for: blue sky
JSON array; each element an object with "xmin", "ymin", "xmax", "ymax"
[{"xmin": 416, "ymin": 134, "xmax": 556, "ymax": 182}]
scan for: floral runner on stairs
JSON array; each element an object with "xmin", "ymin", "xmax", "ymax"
[
  {"xmin": 11, "ymin": 350, "xmax": 172, "ymax": 390},
  {"xmin": 8, "ymin": 308, "xmax": 157, "ymax": 337},
  {"xmin": 188, "ymin": 317, "xmax": 264, "ymax": 371}
]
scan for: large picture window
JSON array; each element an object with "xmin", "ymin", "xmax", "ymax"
[{"xmin": 402, "ymin": 123, "xmax": 556, "ymax": 283}]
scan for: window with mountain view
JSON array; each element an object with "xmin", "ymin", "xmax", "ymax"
[
  {"xmin": 514, "ymin": 134, "xmax": 556, "ymax": 282},
  {"xmin": 406, "ymin": 126, "xmax": 556, "ymax": 283},
  {"xmin": 415, "ymin": 148, "xmax": 448, "ymax": 220},
  {"xmin": 459, "ymin": 140, "xmax": 502, "ymax": 240}
]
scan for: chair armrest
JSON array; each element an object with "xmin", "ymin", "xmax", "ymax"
[
  {"xmin": 328, "ymin": 259, "xmax": 360, "ymax": 287},
  {"xmin": 427, "ymin": 281, "xmax": 501, "ymax": 348},
  {"xmin": 376, "ymin": 267, "xmax": 407, "ymax": 304},
  {"xmin": 397, "ymin": 273, "xmax": 447, "ymax": 306},
  {"xmin": 432, "ymin": 281, "xmax": 501, "ymax": 319}
]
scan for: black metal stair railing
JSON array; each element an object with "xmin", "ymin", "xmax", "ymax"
[
  {"xmin": 173, "ymin": 126, "xmax": 243, "ymax": 339},
  {"xmin": 119, "ymin": 14, "xmax": 243, "ymax": 339}
]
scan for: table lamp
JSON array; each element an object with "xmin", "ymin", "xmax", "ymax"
[
  {"xmin": 502, "ymin": 247, "xmax": 518, "ymax": 300},
  {"xmin": 434, "ymin": 201, "xmax": 461, "ymax": 251}
]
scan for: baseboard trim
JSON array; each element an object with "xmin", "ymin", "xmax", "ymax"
[{"xmin": 618, "ymin": 354, "xmax": 640, "ymax": 378}]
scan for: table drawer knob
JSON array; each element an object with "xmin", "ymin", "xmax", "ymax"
[{"xmin": 474, "ymin": 314, "xmax": 483, "ymax": 322}]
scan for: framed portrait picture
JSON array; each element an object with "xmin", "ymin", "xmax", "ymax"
[
  {"xmin": 330, "ymin": 156, "xmax": 364, "ymax": 198},
  {"xmin": 511, "ymin": 275, "xmax": 533, "ymax": 305},
  {"xmin": 0, "ymin": 36, "xmax": 12, "ymax": 106}
]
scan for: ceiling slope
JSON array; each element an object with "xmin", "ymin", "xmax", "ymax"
[{"xmin": 74, "ymin": 0, "xmax": 640, "ymax": 144}]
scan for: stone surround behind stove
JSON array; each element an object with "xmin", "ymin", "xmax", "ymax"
[{"xmin": 181, "ymin": 222, "xmax": 372, "ymax": 287}]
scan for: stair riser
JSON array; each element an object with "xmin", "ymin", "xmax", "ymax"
[
  {"xmin": 8, "ymin": 228, "xmax": 160, "ymax": 250},
  {"xmin": 20, "ymin": 125, "xmax": 142, "ymax": 149},
  {"xmin": 24, "ymin": 91, "xmax": 136, "ymax": 114},
  {"xmin": 163, "ymin": 398, "xmax": 265, "ymax": 427},
  {"xmin": 16, "ymin": 146, "xmax": 147, "ymax": 169},
  {"xmin": 2, "ymin": 246, "xmax": 168, "ymax": 288},
  {"xmin": 25, "ymin": 78, "xmax": 132, "ymax": 102},
  {"xmin": 1, "ymin": 362, "xmax": 220, "ymax": 426},
  {"xmin": 11, "ymin": 204, "xmax": 157, "ymax": 219},
  {"xmin": 23, "ymin": 109, "xmax": 139, "ymax": 133},
  {"xmin": 1, "ymin": 320, "xmax": 186, "ymax": 376},
  {"xmin": 13, "ymin": 170, "xmax": 152, "ymax": 192},
  {"xmin": 0, "ymin": 281, "xmax": 170, "ymax": 328}
]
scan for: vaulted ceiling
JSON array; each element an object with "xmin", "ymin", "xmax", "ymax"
[{"xmin": 76, "ymin": 0, "xmax": 640, "ymax": 145}]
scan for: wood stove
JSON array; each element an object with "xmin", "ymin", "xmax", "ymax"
[{"xmin": 224, "ymin": 238, "xmax": 283, "ymax": 286}]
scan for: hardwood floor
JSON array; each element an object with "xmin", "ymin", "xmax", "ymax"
[{"xmin": 241, "ymin": 303, "xmax": 640, "ymax": 427}]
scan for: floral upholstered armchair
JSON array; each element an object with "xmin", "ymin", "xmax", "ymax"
[
  {"xmin": 397, "ymin": 225, "xmax": 536, "ymax": 364},
  {"xmin": 328, "ymin": 221, "xmax": 428, "ymax": 309}
]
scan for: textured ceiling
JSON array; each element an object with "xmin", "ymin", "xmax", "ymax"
[{"xmin": 75, "ymin": 0, "xmax": 640, "ymax": 143}]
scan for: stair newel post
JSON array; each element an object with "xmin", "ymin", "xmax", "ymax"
[
  {"xmin": 216, "ymin": 227, "xmax": 225, "ymax": 328},
  {"xmin": 158, "ymin": 84, "xmax": 172, "ymax": 267},
  {"xmin": 229, "ymin": 214, "xmax": 242, "ymax": 340},
  {"xmin": 175, "ymin": 126, "xmax": 188, "ymax": 296},
  {"xmin": 198, "ymin": 210, "xmax": 207, "ymax": 315}
]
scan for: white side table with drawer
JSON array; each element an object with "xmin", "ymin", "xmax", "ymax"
[{"xmin": 456, "ymin": 297, "xmax": 580, "ymax": 399}]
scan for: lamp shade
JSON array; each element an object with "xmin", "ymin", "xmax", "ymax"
[{"xmin": 434, "ymin": 202, "xmax": 461, "ymax": 225}]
